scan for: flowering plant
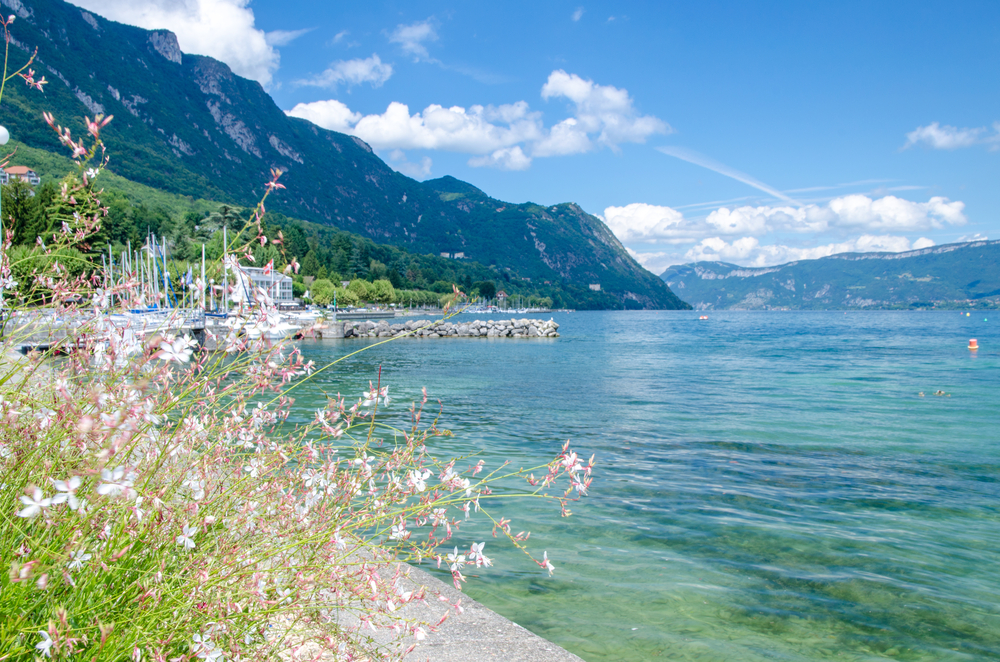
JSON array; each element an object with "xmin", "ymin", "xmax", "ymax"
[{"xmin": 0, "ymin": 32, "xmax": 593, "ymax": 662}]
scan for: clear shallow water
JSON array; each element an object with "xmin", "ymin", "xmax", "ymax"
[{"xmin": 291, "ymin": 311, "xmax": 1000, "ymax": 661}]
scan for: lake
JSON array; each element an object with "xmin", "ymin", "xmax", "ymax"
[{"xmin": 291, "ymin": 310, "xmax": 999, "ymax": 661}]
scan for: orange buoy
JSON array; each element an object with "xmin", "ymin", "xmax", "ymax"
[
  {"xmin": 698, "ymin": 315, "xmax": 709, "ymax": 320},
  {"xmin": 969, "ymin": 338, "xmax": 979, "ymax": 350}
]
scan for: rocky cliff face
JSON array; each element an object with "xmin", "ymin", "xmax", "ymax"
[
  {"xmin": 0, "ymin": 0, "xmax": 687, "ymax": 309},
  {"xmin": 661, "ymin": 240, "xmax": 1000, "ymax": 310}
]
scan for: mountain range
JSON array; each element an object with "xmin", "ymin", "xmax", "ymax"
[
  {"xmin": 0, "ymin": 0, "xmax": 687, "ymax": 310},
  {"xmin": 661, "ymin": 240, "xmax": 1000, "ymax": 310}
]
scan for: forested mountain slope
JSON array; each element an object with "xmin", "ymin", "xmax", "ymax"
[
  {"xmin": 0, "ymin": 0, "xmax": 687, "ymax": 309},
  {"xmin": 661, "ymin": 240, "xmax": 1000, "ymax": 310}
]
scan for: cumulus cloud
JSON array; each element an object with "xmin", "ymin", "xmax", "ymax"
[
  {"xmin": 287, "ymin": 69, "xmax": 666, "ymax": 169},
  {"xmin": 539, "ymin": 70, "xmax": 669, "ymax": 153},
  {"xmin": 359, "ymin": 102, "xmax": 544, "ymax": 153},
  {"xmin": 295, "ymin": 55, "xmax": 393, "ymax": 89},
  {"xmin": 285, "ymin": 99, "xmax": 361, "ymax": 132},
  {"xmin": 904, "ymin": 121, "xmax": 1000, "ymax": 150},
  {"xmin": 683, "ymin": 235, "xmax": 935, "ymax": 268},
  {"xmin": 69, "ymin": 0, "xmax": 278, "ymax": 86},
  {"xmin": 389, "ymin": 19, "xmax": 438, "ymax": 60},
  {"xmin": 603, "ymin": 203, "xmax": 690, "ymax": 242},
  {"xmin": 602, "ymin": 195, "xmax": 966, "ymax": 245},
  {"xmin": 468, "ymin": 146, "xmax": 532, "ymax": 171}
]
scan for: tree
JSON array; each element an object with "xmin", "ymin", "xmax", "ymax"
[
  {"xmin": 310, "ymin": 278, "xmax": 335, "ymax": 306},
  {"xmin": 348, "ymin": 241, "xmax": 368, "ymax": 278},
  {"xmin": 370, "ymin": 279, "xmax": 395, "ymax": 305},
  {"xmin": 301, "ymin": 249, "xmax": 320, "ymax": 277},
  {"xmin": 348, "ymin": 279, "xmax": 371, "ymax": 302},
  {"xmin": 2, "ymin": 179, "xmax": 38, "ymax": 245},
  {"xmin": 335, "ymin": 287, "xmax": 359, "ymax": 307},
  {"xmin": 473, "ymin": 280, "xmax": 496, "ymax": 300}
]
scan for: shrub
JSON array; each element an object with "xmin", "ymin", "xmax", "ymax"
[{"xmin": 0, "ymin": 99, "xmax": 593, "ymax": 660}]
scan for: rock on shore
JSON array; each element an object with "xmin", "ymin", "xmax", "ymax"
[{"xmin": 329, "ymin": 318, "xmax": 559, "ymax": 340}]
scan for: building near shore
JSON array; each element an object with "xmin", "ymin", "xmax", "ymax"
[
  {"xmin": 243, "ymin": 266, "xmax": 293, "ymax": 303},
  {"xmin": 1, "ymin": 166, "xmax": 41, "ymax": 186}
]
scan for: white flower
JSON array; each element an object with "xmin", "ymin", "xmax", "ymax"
[
  {"xmin": 332, "ymin": 530, "xmax": 347, "ymax": 551},
  {"xmin": 447, "ymin": 547, "xmax": 466, "ymax": 572},
  {"xmin": 18, "ymin": 487, "xmax": 51, "ymax": 518},
  {"xmin": 361, "ymin": 383, "xmax": 390, "ymax": 407},
  {"xmin": 67, "ymin": 549, "xmax": 92, "ymax": 571},
  {"xmin": 51, "ymin": 476, "xmax": 82, "ymax": 510},
  {"xmin": 97, "ymin": 467, "xmax": 135, "ymax": 499},
  {"xmin": 408, "ymin": 469, "xmax": 431, "ymax": 492},
  {"xmin": 36, "ymin": 631, "xmax": 54, "ymax": 658},
  {"xmin": 34, "ymin": 408, "xmax": 56, "ymax": 429},
  {"xmin": 176, "ymin": 524, "xmax": 197, "ymax": 550},
  {"xmin": 132, "ymin": 497, "xmax": 146, "ymax": 522},
  {"xmin": 86, "ymin": 167, "xmax": 100, "ymax": 179},
  {"xmin": 543, "ymin": 551, "xmax": 555, "ymax": 576},
  {"xmin": 390, "ymin": 523, "xmax": 409, "ymax": 541},
  {"xmin": 469, "ymin": 542, "xmax": 492, "ymax": 568},
  {"xmin": 243, "ymin": 460, "xmax": 261, "ymax": 479},
  {"xmin": 156, "ymin": 335, "xmax": 196, "ymax": 363},
  {"xmin": 191, "ymin": 633, "xmax": 223, "ymax": 661}
]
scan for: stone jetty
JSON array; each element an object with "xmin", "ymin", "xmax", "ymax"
[{"xmin": 326, "ymin": 318, "xmax": 559, "ymax": 339}]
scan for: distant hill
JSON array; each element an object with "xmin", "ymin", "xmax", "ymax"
[
  {"xmin": 660, "ymin": 240, "xmax": 1000, "ymax": 310},
  {"xmin": 0, "ymin": 0, "xmax": 687, "ymax": 310}
]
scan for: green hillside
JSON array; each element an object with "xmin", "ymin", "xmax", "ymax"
[
  {"xmin": 661, "ymin": 240, "xmax": 1000, "ymax": 310},
  {"xmin": 0, "ymin": 0, "xmax": 687, "ymax": 310},
  {"xmin": 1, "ymin": 143, "xmax": 599, "ymax": 309}
]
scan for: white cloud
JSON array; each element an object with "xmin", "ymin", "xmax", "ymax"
[
  {"xmin": 288, "ymin": 99, "xmax": 543, "ymax": 156},
  {"xmin": 956, "ymin": 232, "xmax": 989, "ymax": 243},
  {"xmin": 265, "ymin": 28, "xmax": 311, "ymax": 47},
  {"xmin": 468, "ymin": 146, "xmax": 532, "ymax": 171},
  {"xmin": 572, "ymin": 7, "xmax": 585, "ymax": 21},
  {"xmin": 295, "ymin": 54, "xmax": 393, "ymax": 89},
  {"xmin": 904, "ymin": 121, "xmax": 1000, "ymax": 150},
  {"xmin": 69, "ymin": 0, "xmax": 278, "ymax": 86},
  {"xmin": 287, "ymin": 70, "xmax": 666, "ymax": 168},
  {"xmin": 603, "ymin": 203, "xmax": 689, "ymax": 242},
  {"xmin": 540, "ymin": 70, "xmax": 669, "ymax": 152},
  {"xmin": 331, "ymin": 30, "xmax": 349, "ymax": 44},
  {"xmin": 602, "ymin": 195, "xmax": 966, "ymax": 245},
  {"xmin": 683, "ymin": 235, "xmax": 935, "ymax": 268},
  {"xmin": 387, "ymin": 150, "xmax": 432, "ymax": 179},
  {"xmin": 352, "ymin": 102, "xmax": 543, "ymax": 153},
  {"xmin": 389, "ymin": 19, "xmax": 438, "ymax": 60},
  {"xmin": 286, "ymin": 99, "xmax": 361, "ymax": 132}
]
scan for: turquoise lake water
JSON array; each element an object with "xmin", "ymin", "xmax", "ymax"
[{"xmin": 291, "ymin": 311, "xmax": 999, "ymax": 661}]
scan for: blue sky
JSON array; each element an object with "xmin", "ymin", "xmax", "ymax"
[{"xmin": 73, "ymin": 0, "xmax": 1000, "ymax": 272}]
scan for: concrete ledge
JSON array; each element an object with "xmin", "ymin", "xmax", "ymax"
[{"xmin": 401, "ymin": 565, "xmax": 585, "ymax": 662}]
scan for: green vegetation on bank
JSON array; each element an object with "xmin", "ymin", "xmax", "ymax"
[{"xmin": 1, "ymin": 144, "xmax": 562, "ymax": 308}]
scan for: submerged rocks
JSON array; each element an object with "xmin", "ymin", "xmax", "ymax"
[{"xmin": 338, "ymin": 318, "xmax": 559, "ymax": 340}]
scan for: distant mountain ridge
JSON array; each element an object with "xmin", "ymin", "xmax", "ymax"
[
  {"xmin": 661, "ymin": 240, "xmax": 1000, "ymax": 310},
  {"xmin": 0, "ymin": 0, "xmax": 687, "ymax": 310}
]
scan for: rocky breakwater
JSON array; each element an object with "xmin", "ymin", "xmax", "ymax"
[{"xmin": 332, "ymin": 318, "xmax": 559, "ymax": 339}]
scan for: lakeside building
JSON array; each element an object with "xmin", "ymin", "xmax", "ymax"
[
  {"xmin": 1, "ymin": 166, "xmax": 42, "ymax": 186},
  {"xmin": 243, "ymin": 266, "xmax": 293, "ymax": 303}
]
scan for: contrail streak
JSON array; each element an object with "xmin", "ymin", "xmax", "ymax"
[{"xmin": 657, "ymin": 146, "xmax": 799, "ymax": 205}]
